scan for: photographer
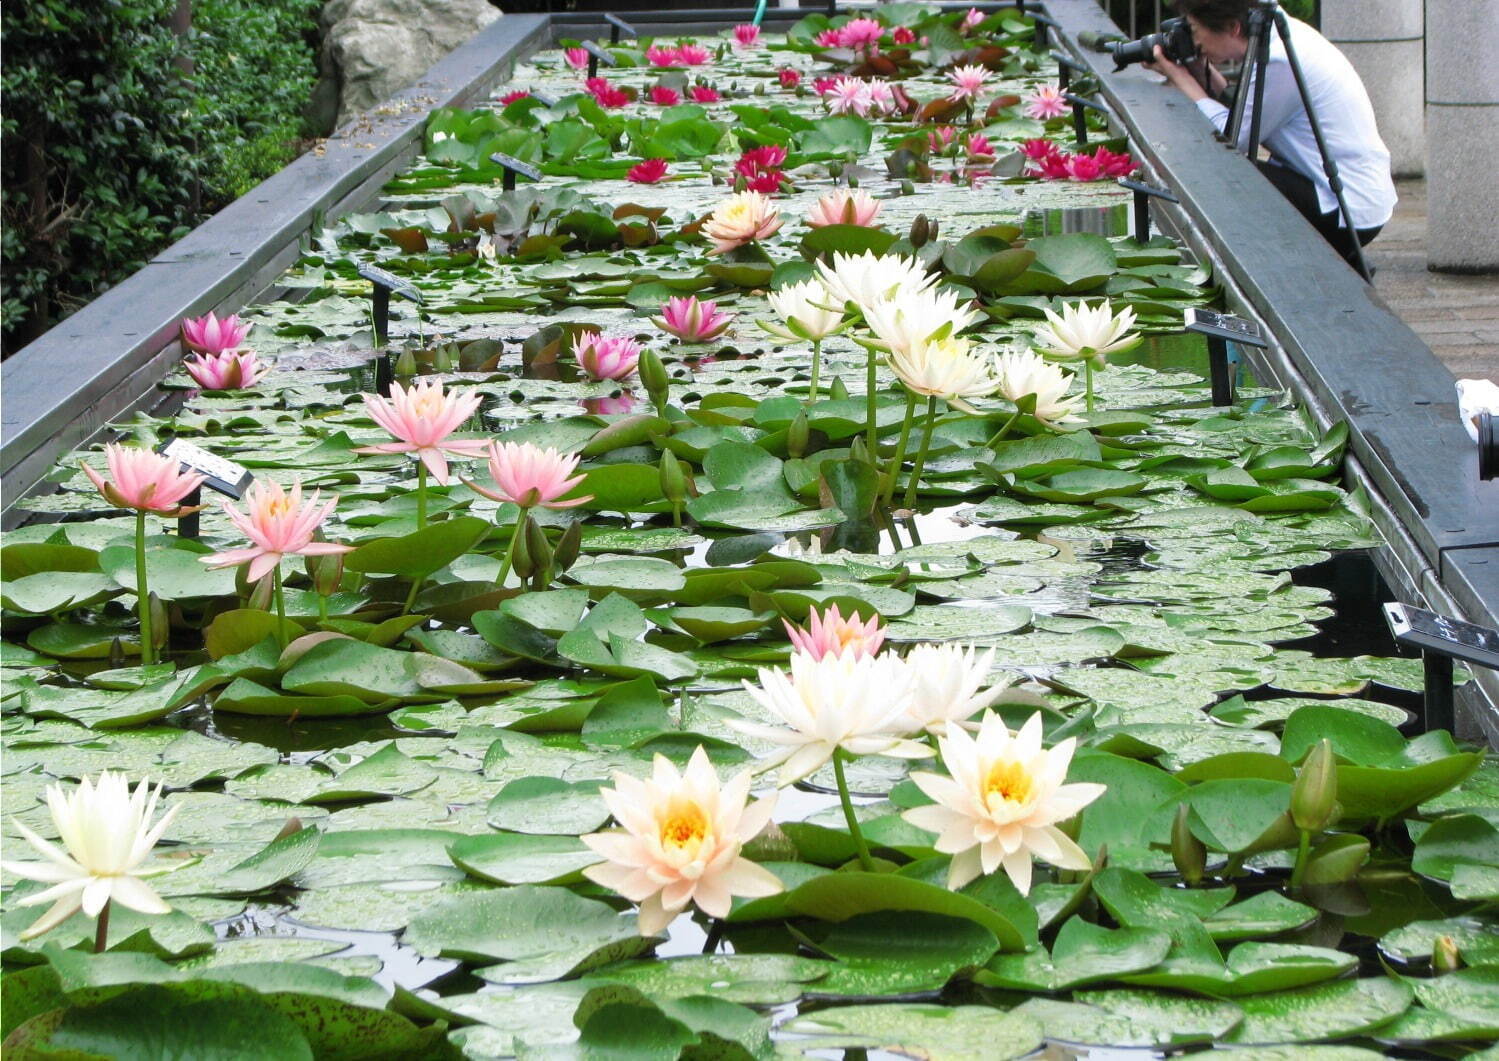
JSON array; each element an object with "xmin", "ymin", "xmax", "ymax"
[{"xmin": 1144, "ymin": 0, "xmax": 1397, "ymax": 266}]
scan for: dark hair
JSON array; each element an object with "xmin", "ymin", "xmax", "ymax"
[{"xmin": 1177, "ymin": 0, "xmax": 1249, "ymax": 33}]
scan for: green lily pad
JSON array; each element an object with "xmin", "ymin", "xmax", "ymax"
[
  {"xmin": 448, "ymin": 832, "xmax": 598, "ymax": 885},
  {"xmin": 1224, "ymin": 977, "xmax": 1413, "ymax": 1044},
  {"xmin": 780, "ymin": 1004, "xmax": 1043, "ymax": 1061}
]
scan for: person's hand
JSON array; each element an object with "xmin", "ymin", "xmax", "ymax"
[{"xmin": 1143, "ymin": 44, "xmax": 1208, "ymax": 101}]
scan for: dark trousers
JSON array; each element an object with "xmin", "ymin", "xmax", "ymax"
[{"xmin": 1256, "ymin": 159, "xmax": 1382, "ymax": 268}]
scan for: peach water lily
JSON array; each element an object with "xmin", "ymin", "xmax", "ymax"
[
  {"xmin": 181, "ymin": 310, "xmax": 251, "ymax": 354},
  {"xmin": 581, "ymin": 746, "xmax": 782, "ymax": 936},
  {"xmin": 1, "ymin": 771, "xmax": 181, "ymax": 948},
  {"xmin": 354, "ymin": 379, "xmax": 487, "ymax": 527},
  {"xmin": 83, "ymin": 444, "xmax": 207, "ymax": 664},
  {"xmin": 903, "ymin": 711, "xmax": 1105, "ymax": 893},
  {"xmin": 652, "ymin": 295, "xmax": 734, "ymax": 343},
  {"xmin": 784, "ymin": 603, "xmax": 885, "ymax": 660},
  {"xmin": 702, "ymin": 191, "xmax": 783, "ymax": 255},
  {"xmin": 184, "ymin": 349, "xmax": 266, "ymax": 390}
]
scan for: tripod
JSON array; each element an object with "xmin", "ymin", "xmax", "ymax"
[{"xmin": 1223, "ymin": 1, "xmax": 1372, "ymax": 283}]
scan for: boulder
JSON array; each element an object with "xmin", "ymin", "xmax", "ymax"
[{"xmin": 308, "ymin": 0, "xmax": 500, "ymax": 134}]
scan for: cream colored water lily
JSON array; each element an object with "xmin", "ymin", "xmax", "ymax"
[
  {"xmin": 1032, "ymin": 300, "xmax": 1140, "ymax": 368},
  {"xmin": 732, "ymin": 651, "xmax": 929, "ymax": 785},
  {"xmin": 862, "ymin": 286, "xmax": 981, "ymax": 358},
  {"xmin": 901, "ymin": 643, "xmax": 1014, "ymax": 736},
  {"xmin": 993, "ymin": 349, "xmax": 1084, "ymax": 426},
  {"xmin": 581, "ymin": 747, "xmax": 782, "ymax": 936},
  {"xmin": 761, "ymin": 278, "xmax": 846, "ymax": 343},
  {"xmin": 816, "ymin": 251, "xmax": 936, "ymax": 317},
  {"xmin": 886, "ymin": 332, "xmax": 1000, "ymax": 412},
  {"xmin": 903, "ymin": 711, "xmax": 1105, "ymax": 894},
  {"xmin": 1, "ymin": 772, "xmax": 180, "ymax": 940}
]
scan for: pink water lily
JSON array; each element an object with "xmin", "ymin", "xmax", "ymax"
[
  {"xmin": 628, "ymin": 158, "xmax": 669, "ymax": 184},
  {"xmin": 353, "ymin": 378, "xmax": 488, "ymax": 484},
  {"xmin": 1065, "ymin": 152, "xmax": 1105, "ymax": 182},
  {"xmin": 826, "ymin": 76, "xmax": 873, "ymax": 116},
  {"xmin": 893, "ymin": 26, "xmax": 916, "ymax": 45},
  {"xmin": 960, "ymin": 7, "xmax": 986, "ymax": 32},
  {"xmin": 646, "ymin": 44, "xmax": 681, "ymax": 66},
  {"xmin": 653, "ymin": 296, "xmax": 734, "ymax": 343},
  {"xmin": 467, "ymin": 441, "xmax": 592, "ymax": 510},
  {"xmin": 785, "ymin": 603, "xmax": 884, "ymax": 661},
  {"xmin": 733, "ymin": 23, "xmax": 761, "ymax": 48},
  {"xmin": 779, "ymin": 68, "xmax": 801, "ymax": 89},
  {"xmin": 806, "ymin": 188, "xmax": 883, "ymax": 229},
  {"xmin": 181, "ymin": 311, "xmax": 251, "ymax": 354},
  {"xmin": 574, "ymin": 333, "xmax": 642, "ymax": 381},
  {"xmin": 690, "ymin": 85, "xmax": 721, "ymax": 103},
  {"xmin": 202, "ymin": 478, "xmax": 352, "ymax": 585},
  {"xmin": 1024, "ymin": 84, "xmax": 1070, "ymax": 119},
  {"xmin": 649, "ymin": 85, "xmax": 681, "ymax": 106},
  {"xmin": 947, "ymin": 64, "xmax": 991, "ymax": 102},
  {"xmin": 966, "ymin": 133, "xmax": 996, "ymax": 160},
  {"xmin": 82, "ymin": 444, "xmax": 206, "ymax": 516},
  {"xmin": 837, "ymin": 17, "xmax": 884, "ymax": 51},
  {"xmin": 564, "ymin": 47, "xmax": 589, "ymax": 70},
  {"xmin": 183, "ymin": 350, "xmax": 267, "ymax": 390},
  {"xmin": 677, "ymin": 43, "xmax": 712, "ymax": 66}
]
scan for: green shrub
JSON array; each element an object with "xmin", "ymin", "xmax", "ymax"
[{"xmin": 1, "ymin": 0, "xmax": 321, "ymax": 354}]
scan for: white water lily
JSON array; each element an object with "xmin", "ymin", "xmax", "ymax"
[
  {"xmin": 732, "ymin": 651, "xmax": 929, "ymax": 784},
  {"xmin": 816, "ymin": 251, "xmax": 936, "ymax": 317},
  {"xmin": 1, "ymin": 772, "xmax": 180, "ymax": 940},
  {"xmin": 581, "ymin": 747, "xmax": 782, "ymax": 936},
  {"xmin": 1032, "ymin": 300, "xmax": 1140, "ymax": 368},
  {"xmin": 901, "ymin": 643, "xmax": 1014, "ymax": 736},
  {"xmin": 886, "ymin": 332, "xmax": 1001, "ymax": 411},
  {"xmin": 761, "ymin": 278, "xmax": 847, "ymax": 343},
  {"xmin": 903, "ymin": 711, "xmax": 1106, "ymax": 894},
  {"xmin": 993, "ymin": 349, "xmax": 1084, "ymax": 426},
  {"xmin": 863, "ymin": 286, "xmax": 982, "ymax": 358}
]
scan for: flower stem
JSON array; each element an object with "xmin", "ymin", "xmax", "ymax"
[
  {"xmin": 135, "ymin": 510, "xmax": 154, "ymax": 666},
  {"xmin": 317, "ymin": 590, "xmax": 328, "ymax": 626},
  {"xmin": 903, "ymin": 396, "xmax": 939, "ymax": 509},
  {"xmin": 808, "ymin": 339, "xmax": 822, "ymax": 404},
  {"xmin": 864, "ymin": 345, "xmax": 879, "ymax": 455},
  {"xmin": 882, "ymin": 391, "xmax": 918, "ymax": 507},
  {"xmin": 403, "ymin": 575, "xmax": 426, "ymax": 615},
  {"xmin": 95, "ymin": 899, "xmax": 111, "ymax": 954},
  {"xmin": 272, "ymin": 566, "xmax": 289, "ymax": 651},
  {"xmin": 415, "ymin": 462, "xmax": 428, "ymax": 530},
  {"xmin": 833, "ymin": 748, "xmax": 875, "ymax": 872},
  {"xmin": 1084, "ymin": 361, "xmax": 1095, "ymax": 414},
  {"xmin": 1290, "ymin": 828, "xmax": 1312, "ymax": 891},
  {"xmin": 985, "ymin": 408, "xmax": 1022, "ymax": 449},
  {"xmin": 496, "ymin": 508, "xmax": 527, "ymax": 587}
]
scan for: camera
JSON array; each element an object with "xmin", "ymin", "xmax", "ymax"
[{"xmin": 1110, "ymin": 17, "xmax": 1198, "ymax": 70}]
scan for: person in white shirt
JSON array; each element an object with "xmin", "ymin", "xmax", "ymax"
[{"xmin": 1145, "ymin": 0, "xmax": 1397, "ymax": 267}]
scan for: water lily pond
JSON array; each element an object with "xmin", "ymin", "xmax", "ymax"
[{"xmin": 3, "ymin": 9, "xmax": 1497, "ymax": 1059}]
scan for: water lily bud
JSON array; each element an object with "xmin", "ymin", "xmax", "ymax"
[
  {"xmin": 432, "ymin": 344, "xmax": 453, "ymax": 373},
  {"xmin": 928, "ymin": 218, "xmax": 940, "ymax": 243},
  {"xmin": 510, "ymin": 515, "xmax": 535, "ymax": 581},
  {"xmin": 553, "ymin": 521, "xmax": 582, "ymax": 573},
  {"xmin": 306, "ymin": 551, "xmax": 345, "ymax": 597},
  {"xmin": 1291, "ymin": 739, "xmax": 1339, "ymax": 833},
  {"xmin": 274, "ymin": 817, "xmax": 305, "ymax": 842},
  {"xmin": 900, "ymin": 179, "xmax": 916, "ymax": 196},
  {"xmin": 393, "ymin": 348, "xmax": 418, "ymax": 377},
  {"xmin": 909, "ymin": 214, "xmax": 931, "ymax": 248},
  {"xmin": 1302, "ymin": 834, "xmax": 1369, "ymax": 886},
  {"xmin": 1171, "ymin": 803, "xmax": 1206, "ymax": 885},
  {"xmin": 148, "ymin": 592, "xmax": 169, "ymax": 653},
  {"xmin": 849, "ymin": 434, "xmax": 871, "ymax": 466},
  {"xmin": 829, "ymin": 376, "xmax": 850, "ymax": 401},
  {"xmin": 1433, "ymin": 934, "xmax": 1462, "ymax": 974},
  {"xmin": 787, "ymin": 411, "xmax": 810, "ymax": 458},
  {"xmin": 659, "ymin": 450, "xmax": 686, "ymax": 504},
  {"xmin": 526, "ymin": 516, "xmax": 553, "ymax": 576},
  {"xmin": 638, "ymin": 349, "xmax": 669, "ymax": 405},
  {"xmin": 247, "ymin": 571, "xmax": 274, "ymax": 612},
  {"xmin": 110, "ymin": 636, "xmax": 127, "ymax": 669}
]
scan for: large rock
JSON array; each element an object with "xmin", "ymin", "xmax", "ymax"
[{"xmin": 308, "ymin": 0, "xmax": 500, "ymax": 134}]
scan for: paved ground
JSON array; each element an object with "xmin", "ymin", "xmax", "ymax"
[{"xmin": 1367, "ymin": 178, "xmax": 1499, "ymax": 382}]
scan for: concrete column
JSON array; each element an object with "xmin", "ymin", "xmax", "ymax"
[
  {"xmin": 1321, "ymin": 0, "xmax": 1423, "ymax": 177},
  {"xmin": 1425, "ymin": 0, "xmax": 1499, "ymax": 271}
]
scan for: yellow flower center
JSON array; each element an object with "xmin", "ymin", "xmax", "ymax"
[
  {"xmin": 266, "ymin": 496, "xmax": 294, "ymax": 517},
  {"xmin": 659, "ymin": 802, "xmax": 708, "ymax": 855},
  {"xmin": 983, "ymin": 759, "xmax": 1033, "ymax": 809}
]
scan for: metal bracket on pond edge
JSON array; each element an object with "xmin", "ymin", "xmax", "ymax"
[
  {"xmin": 1050, "ymin": 50, "xmax": 1090, "ymax": 93},
  {"xmin": 1185, "ymin": 307, "xmax": 1266, "ymax": 407},
  {"xmin": 1065, "ymin": 92, "xmax": 1108, "ymax": 145},
  {"xmin": 1117, "ymin": 177, "xmax": 1179, "ymax": 242},
  {"xmin": 605, "ymin": 14, "xmax": 637, "ymax": 44},
  {"xmin": 1028, "ymin": 11, "xmax": 1058, "ymax": 49},
  {"xmin": 530, "ymin": 90, "xmax": 558, "ymax": 107},
  {"xmin": 156, "ymin": 438, "xmax": 253, "ymax": 539},
  {"xmin": 581, "ymin": 40, "xmax": 615, "ymax": 80},
  {"xmin": 1384, "ymin": 602, "xmax": 1499, "ymax": 733},
  {"xmin": 489, "ymin": 152, "xmax": 543, "ymax": 192},
  {"xmin": 358, "ymin": 263, "xmax": 423, "ymax": 396}
]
